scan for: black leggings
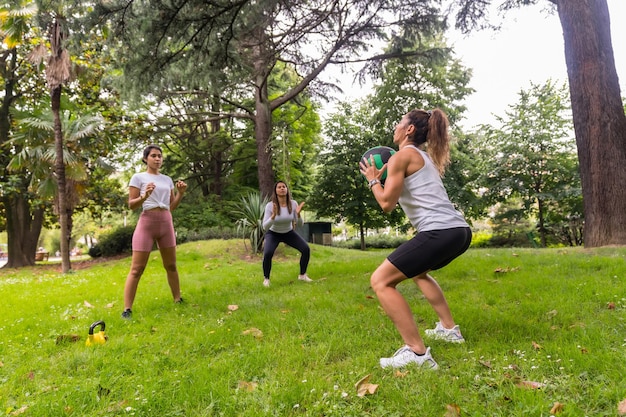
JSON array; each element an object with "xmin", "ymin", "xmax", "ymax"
[{"xmin": 262, "ymin": 230, "xmax": 310, "ymax": 279}]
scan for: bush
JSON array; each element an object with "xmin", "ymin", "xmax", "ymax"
[
  {"xmin": 88, "ymin": 226, "xmax": 135, "ymax": 258},
  {"xmin": 470, "ymin": 230, "xmax": 492, "ymax": 248},
  {"xmin": 334, "ymin": 235, "xmax": 408, "ymax": 250},
  {"xmin": 176, "ymin": 226, "xmax": 238, "ymax": 243}
]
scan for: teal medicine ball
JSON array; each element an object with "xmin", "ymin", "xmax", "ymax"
[{"xmin": 361, "ymin": 146, "xmax": 396, "ymax": 185}]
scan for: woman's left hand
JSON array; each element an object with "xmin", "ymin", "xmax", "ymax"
[
  {"xmin": 359, "ymin": 157, "xmax": 385, "ymax": 182},
  {"xmin": 296, "ymin": 201, "xmax": 305, "ymax": 215}
]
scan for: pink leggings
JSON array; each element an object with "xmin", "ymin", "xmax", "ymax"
[{"xmin": 132, "ymin": 210, "xmax": 176, "ymax": 252}]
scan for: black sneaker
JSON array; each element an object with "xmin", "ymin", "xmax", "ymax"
[{"xmin": 121, "ymin": 309, "xmax": 132, "ymax": 319}]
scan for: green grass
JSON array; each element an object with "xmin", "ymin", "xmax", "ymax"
[{"xmin": 1, "ymin": 241, "xmax": 626, "ymax": 416}]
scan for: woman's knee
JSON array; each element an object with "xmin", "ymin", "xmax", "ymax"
[
  {"xmin": 370, "ymin": 270, "xmax": 390, "ymax": 293},
  {"xmin": 129, "ymin": 265, "xmax": 146, "ymax": 278}
]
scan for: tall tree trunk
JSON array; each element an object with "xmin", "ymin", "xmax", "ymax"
[
  {"xmin": 52, "ymin": 85, "xmax": 71, "ymax": 272},
  {"xmin": 0, "ymin": 48, "xmax": 44, "ymax": 268},
  {"xmin": 556, "ymin": 0, "xmax": 626, "ymax": 247},
  {"xmin": 256, "ymin": 95, "xmax": 275, "ymax": 199},
  {"xmin": 2, "ymin": 193, "xmax": 44, "ymax": 268}
]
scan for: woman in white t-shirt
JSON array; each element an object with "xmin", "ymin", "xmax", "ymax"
[
  {"xmin": 122, "ymin": 145, "xmax": 187, "ymax": 319},
  {"xmin": 359, "ymin": 109, "xmax": 472, "ymax": 370}
]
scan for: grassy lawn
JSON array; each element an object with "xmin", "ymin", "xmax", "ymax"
[{"xmin": 1, "ymin": 240, "xmax": 625, "ymax": 416}]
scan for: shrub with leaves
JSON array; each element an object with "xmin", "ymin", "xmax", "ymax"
[
  {"xmin": 234, "ymin": 191, "xmax": 270, "ymax": 253},
  {"xmin": 88, "ymin": 226, "xmax": 135, "ymax": 258}
]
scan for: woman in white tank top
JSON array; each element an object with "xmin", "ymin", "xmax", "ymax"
[{"xmin": 359, "ymin": 109, "xmax": 472, "ymax": 370}]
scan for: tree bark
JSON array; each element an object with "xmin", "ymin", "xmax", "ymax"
[
  {"xmin": 0, "ymin": 47, "xmax": 44, "ymax": 268},
  {"xmin": 556, "ymin": 0, "xmax": 626, "ymax": 247},
  {"xmin": 2, "ymin": 193, "xmax": 44, "ymax": 268},
  {"xmin": 52, "ymin": 85, "xmax": 71, "ymax": 272}
]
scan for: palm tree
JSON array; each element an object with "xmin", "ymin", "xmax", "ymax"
[
  {"xmin": 28, "ymin": 7, "xmax": 73, "ymax": 272},
  {"xmin": 9, "ymin": 107, "xmax": 105, "ymax": 266},
  {"xmin": 0, "ymin": 0, "xmax": 44, "ymax": 268}
]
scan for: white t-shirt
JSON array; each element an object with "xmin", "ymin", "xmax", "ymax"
[
  {"xmin": 129, "ymin": 172, "xmax": 174, "ymax": 211},
  {"xmin": 398, "ymin": 146, "xmax": 469, "ymax": 232},
  {"xmin": 262, "ymin": 200, "xmax": 303, "ymax": 233}
]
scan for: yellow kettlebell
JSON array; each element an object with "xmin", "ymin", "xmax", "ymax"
[{"xmin": 86, "ymin": 320, "xmax": 108, "ymax": 346}]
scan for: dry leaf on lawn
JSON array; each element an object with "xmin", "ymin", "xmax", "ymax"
[
  {"xmin": 516, "ymin": 380, "xmax": 545, "ymax": 389},
  {"xmin": 479, "ymin": 360, "xmax": 492, "ymax": 368},
  {"xmin": 354, "ymin": 374, "xmax": 379, "ymax": 397},
  {"xmin": 9, "ymin": 405, "xmax": 28, "ymax": 416},
  {"xmin": 237, "ymin": 381, "xmax": 258, "ymax": 392},
  {"xmin": 444, "ymin": 403, "xmax": 461, "ymax": 417},
  {"xmin": 228, "ymin": 304, "xmax": 239, "ymax": 311},
  {"xmin": 532, "ymin": 341, "xmax": 542, "ymax": 350},
  {"xmin": 84, "ymin": 300, "xmax": 94, "ymax": 308},
  {"xmin": 550, "ymin": 401, "xmax": 564, "ymax": 414},
  {"xmin": 242, "ymin": 328, "xmax": 263, "ymax": 338},
  {"xmin": 618, "ymin": 398, "xmax": 626, "ymax": 415}
]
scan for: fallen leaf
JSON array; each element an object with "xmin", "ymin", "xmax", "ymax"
[
  {"xmin": 532, "ymin": 341, "xmax": 542, "ymax": 350},
  {"xmin": 55, "ymin": 334, "xmax": 81, "ymax": 344},
  {"xmin": 478, "ymin": 360, "xmax": 492, "ymax": 368},
  {"xmin": 550, "ymin": 401, "xmax": 564, "ymax": 414},
  {"xmin": 444, "ymin": 403, "xmax": 461, "ymax": 417},
  {"xmin": 280, "ymin": 309, "xmax": 290, "ymax": 314},
  {"xmin": 608, "ymin": 302, "xmax": 616, "ymax": 310},
  {"xmin": 9, "ymin": 405, "xmax": 28, "ymax": 416},
  {"xmin": 618, "ymin": 398, "xmax": 626, "ymax": 415},
  {"xmin": 106, "ymin": 303, "xmax": 115, "ymax": 309},
  {"xmin": 242, "ymin": 328, "xmax": 263, "ymax": 338},
  {"xmin": 84, "ymin": 300, "xmax": 94, "ymax": 308},
  {"xmin": 227, "ymin": 304, "xmax": 239, "ymax": 311},
  {"xmin": 237, "ymin": 381, "xmax": 258, "ymax": 392},
  {"xmin": 580, "ymin": 347, "xmax": 588, "ymax": 354},
  {"xmin": 354, "ymin": 374, "xmax": 379, "ymax": 397},
  {"xmin": 516, "ymin": 380, "xmax": 545, "ymax": 389},
  {"xmin": 394, "ymin": 369, "xmax": 409, "ymax": 378}
]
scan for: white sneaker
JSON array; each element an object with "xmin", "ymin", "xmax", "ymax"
[
  {"xmin": 263, "ymin": 278, "xmax": 270, "ymax": 287},
  {"xmin": 380, "ymin": 346, "xmax": 438, "ymax": 369},
  {"xmin": 298, "ymin": 274, "xmax": 313, "ymax": 282},
  {"xmin": 424, "ymin": 322, "xmax": 465, "ymax": 343}
]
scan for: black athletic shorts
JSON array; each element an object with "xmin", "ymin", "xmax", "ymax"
[{"xmin": 387, "ymin": 227, "xmax": 472, "ymax": 278}]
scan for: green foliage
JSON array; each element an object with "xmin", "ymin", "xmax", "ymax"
[
  {"xmin": 309, "ymin": 101, "xmax": 405, "ymax": 245},
  {"xmin": 2, "ymin": 241, "xmax": 626, "ymax": 416},
  {"xmin": 334, "ymin": 234, "xmax": 409, "ymax": 250},
  {"xmin": 175, "ymin": 226, "xmax": 238, "ymax": 243},
  {"xmin": 478, "ymin": 80, "xmax": 581, "ymax": 246},
  {"xmin": 88, "ymin": 225, "xmax": 134, "ymax": 258},
  {"xmin": 172, "ymin": 196, "xmax": 232, "ymax": 230},
  {"xmin": 233, "ymin": 191, "xmax": 270, "ymax": 254}
]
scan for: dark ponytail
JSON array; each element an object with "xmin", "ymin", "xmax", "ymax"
[{"xmin": 406, "ymin": 108, "xmax": 450, "ymax": 176}]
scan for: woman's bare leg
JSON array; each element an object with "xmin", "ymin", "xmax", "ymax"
[
  {"xmin": 370, "ymin": 260, "xmax": 426, "ymax": 354},
  {"xmin": 159, "ymin": 246, "xmax": 181, "ymax": 302},
  {"xmin": 123, "ymin": 251, "xmax": 151, "ymax": 310},
  {"xmin": 414, "ymin": 273, "xmax": 455, "ymax": 329}
]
